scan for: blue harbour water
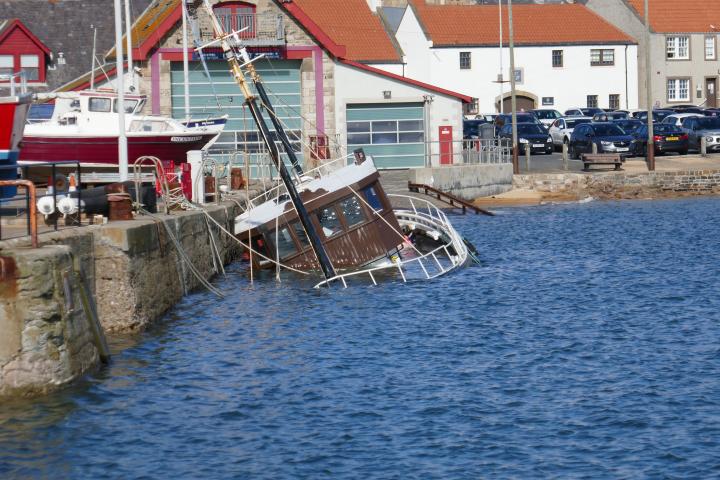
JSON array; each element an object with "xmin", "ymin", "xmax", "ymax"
[{"xmin": 2, "ymin": 198, "xmax": 720, "ymax": 478}]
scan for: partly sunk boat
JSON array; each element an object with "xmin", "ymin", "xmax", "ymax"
[
  {"xmin": 193, "ymin": 0, "xmax": 473, "ymax": 287},
  {"xmin": 20, "ymin": 90, "xmax": 221, "ymax": 166}
]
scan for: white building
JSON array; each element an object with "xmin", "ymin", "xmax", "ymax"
[{"xmin": 391, "ymin": 1, "xmax": 639, "ymax": 114}]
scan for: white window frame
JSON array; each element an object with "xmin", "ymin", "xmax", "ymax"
[
  {"xmin": 666, "ymin": 36, "xmax": 690, "ymax": 60},
  {"xmin": 0, "ymin": 55, "xmax": 13, "ymax": 77},
  {"xmin": 706, "ymin": 36, "xmax": 716, "ymax": 60},
  {"xmin": 667, "ymin": 78, "xmax": 691, "ymax": 102}
]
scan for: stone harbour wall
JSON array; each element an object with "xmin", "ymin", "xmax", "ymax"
[
  {"xmin": 410, "ymin": 163, "xmax": 514, "ymax": 200},
  {"xmin": 513, "ymin": 169, "xmax": 720, "ymax": 200},
  {"xmin": 0, "ymin": 203, "xmax": 242, "ymax": 397}
]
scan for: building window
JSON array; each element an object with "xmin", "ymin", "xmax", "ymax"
[
  {"xmin": 609, "ymin": 94, "xmax": 620, "ymax": 110},
  {"xmin": 706, "ymin": 36, "xmax": 716, "ymax": 60},
  {"xmin": 20, "ymin": 54, "xmax": 39, "ymax": 81},
  {"xmin": 666, "ymin": 36, "xmax": 690, "ymax": 59},
  {"xmin": 347, "ymin": 119, "xmax": 424, "ymax": 146},
  {"xmin": 459, "ymin": 52, "xmax": 471, "ymax": 70},
  {"xmin": 463, "ymin": 98, "xmax": 479, "ymax": 116},
  {"xmin": 513, "ymin": 68, "xmax": 523, "ymax": 84},
  {"xmin": 214, "ymin": 1, "xmax": 256, "ymax": 38},
  {"xmin": 590, "ymin": 49, "xmax": 614, "ymax": 66},
  {"xmin": 667, "ymin": 78, "xmax": 690, "ymax": 102},
  {"xmin": 0, "ymin": 55, "xmax": 13, "ymax": 76},
  {"xmin": 542, "ymin": 97, "xmax": 554, "ymax": 106},
  {"xmin": 552, "ymin": 50, "xmax": 563, "ymax": 68},
  {"xmin": 587, "ymin": 95, "xmax": 598, "ymax": 108}
]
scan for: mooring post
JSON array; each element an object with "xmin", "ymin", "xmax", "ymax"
[
  {"xmin": 701, "ymin": 136, "xmax": 708, "ymax": 157},
  {"xmin": 525, "ymin": 145, "xmax": 531, "ymax": 172},
  {"xmin": 592, "ymin": 142, "xmax": 598, "ymax": 154},
  {"xmin": 562, "ymin": 143, "xmax": 569, "ymax": 171}
]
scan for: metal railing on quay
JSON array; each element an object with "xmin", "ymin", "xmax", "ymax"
[
  {"xmin": 0, "ymin": 161, "xmax": 82, "ymax": 244},
  {"xmin": 423, "ymin": 139, "xmax": 512, "ymax": 166}
]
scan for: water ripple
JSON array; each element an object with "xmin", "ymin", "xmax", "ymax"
[{"xmin": 1, "ymin": 198, "xmax": 720, "ymax": 478}]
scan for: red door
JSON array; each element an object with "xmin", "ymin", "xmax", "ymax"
[{"xmin": 439, "ymin": 125, "xmax": 453, "ymax": 165}]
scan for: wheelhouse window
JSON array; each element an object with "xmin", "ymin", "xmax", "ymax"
[
  {"xmin": 552, "ymin": 50, "xmax": 563, "ymax": 68},
  {"xmin": 459, "ymin": 52, "xmax": 471, "ymax": 70},
  {"xmin": 317, "ymin": 207, "xmax": 342, "ymax": 238},
  {"xmin": 587, "ymin": 95, "xmax": 598, "ymax": 108},
  {"xmin": 667, "ymin": 78, "xmax": 690, "ymax": 102},
  {"xmin": 269, "ymin": 226, "xmax": 297, "ymax": 259},
  {"xmin": 362, "ymin": 185, "xmax": 383, "ymax": 212},
  {"xmin": 706, "ymin": 36, "xmax": 716, "ymax": 60},
  {"xmin": 339, "ymin": 196, "xmax": 365, "ymax": 227},
  {"xmin": 291, "ymin": 222, "xmax": 309, "ymax": 249},
  {"xmin": 129, "ymin": 119, "xmax": 171, "ymax": 132},
  {"xmin": 214, "ymin": 1, "xmax": 256, "ymax": 38},
  {"xmin": 20, "ymin": 54, "xmax": 39, "ymax": 81},
  {"xmin": 0, "ymin": 55, "xmax": 13, "ymax": 76},
  {"xmin": 113, "ymin": 99, "xmax": 139, "ymax": 113},
  {"xmin": 666, "ymin": 36, "xmax": 690, "ymax": 59},
  {"xmin": 590, "ymin": 49, "xmax": 614, "ymax": 66},
  {"xmin": 609, "ymin": 94, "xmax": 620, "ymax": 110},
  {"xmin": 88, "ymin": 97, "xmax": 112, "ymax": 112}
]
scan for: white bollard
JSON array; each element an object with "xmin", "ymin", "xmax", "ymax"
[
  {"xmin": 701, "ymin": 136, "xmax": 708, "ymax": 157},
  {"xmin": 187, "ymin": 150, "xmax": 204, "ymax": 204},
  {"xmin": 562, "ymin": 143, "xmax": 569, "ymax": 171}
]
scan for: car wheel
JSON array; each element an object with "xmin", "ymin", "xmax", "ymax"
[{"xmin": 679, "ymin": 148, "xmax": 688, "ymax": 155}]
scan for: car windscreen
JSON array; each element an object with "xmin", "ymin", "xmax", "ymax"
[
  {"xmin": 517, "ymin": 124, "xmax": 545, "ymax": 134},
  {"xmin": 566, "ymin": 118, "xmax": 591, "ymax": 128},
  {"xmin": 653, "ymin": 124, "xmax": 680, "ymax": 133},
  {"xmin": 533, "ymin": 110, "xmax": 559, "ymax": 119},
  {"xmin": 592, "ymin": 124, "xmax": 625, "ymax": 136},
  {"xmin": 696, "ymin": 117, "xmax": 720, "ymax": 129},
  {"xmin": 615, "ymin": 121, "xmax": 642, "ymax": 132}
]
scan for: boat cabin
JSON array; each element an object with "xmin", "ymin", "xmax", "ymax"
[
  {"xmin": 47, "ymin": 90, "xmax": 146, "ymax": 126},
  {"xmin": 236, "ymin": 158, "xmax": 403, "ymax": 272}
]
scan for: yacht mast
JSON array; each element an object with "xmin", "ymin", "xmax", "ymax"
[
  {"xmin": 181, "ymin": 0, "xmax": 191, "ymax": 120},
  {"xmin": 196, "ymin": 0, "xmax": 336, "ymax": 280},
  {"xmin": 124, "ymin": 0, "xmax": 135, "ymax": 91}
]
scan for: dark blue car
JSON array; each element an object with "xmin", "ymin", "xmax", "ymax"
[{"xmin": 568, "ymin": 122, "xmax": 633, "ymax": 159}]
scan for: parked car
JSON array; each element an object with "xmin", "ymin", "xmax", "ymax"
[
  {"xmin": 667, "ymin": 105, "xmax": 705, "ymax": 114},
  {"xmin": 494, "ymin": 112, "xmax": 544, "ymax": 135},
  {"xmin": 548, "ymin": 116, "xmax": 592, "ymax": 148},
  {"xmin": 630, "ymin": 123, "xmax": 688, "ymax": 156},
  {"xmin": 662, "ymin": 113, "xmax": 703, "ymax": 128},
  {"xmin": 611, "ymin": 118, "xmax": 644, "ymax": 134},
  {"xmin": 704, "ymin": 108, "xmax": 720, "ymax": 117},
  {"xmin": 498, "ymin": 122, "xmax": 553, "ymax": 154},
  {"xmin": 530, "ymin": 108, "xmax": 562, "ymax": 127},
  {"xmin": 680, "ymin": 115, "xmax": 720, "ymax": 152},
  {"xmin": 635, "ymin": 109, "xmax": 674, "ymax": 122},
  {"xmin": 568, "ymin": 122, "xmax": 633, "ymax": 159},
  {"xmin": 565, "ymin": 107, "xmax": 605, "ymax": 117},
  {"xmin": 592, "ymin": 111, "xmax": 628, "ymax": 121},
  {"xmin": 463, "ymin": 119, "xmax": 488, "ymax": 139}
]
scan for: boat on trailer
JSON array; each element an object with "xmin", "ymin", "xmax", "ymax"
[{"xmin": 193, "ymin": 0, "xmax": 474, "ymax": 287}]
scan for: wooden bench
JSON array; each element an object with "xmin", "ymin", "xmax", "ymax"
[{"xmin": 581, "ymin": 153, "xmax": 623, "ymax": 171}]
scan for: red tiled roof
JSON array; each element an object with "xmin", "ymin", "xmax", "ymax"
[
  {"xmin": 282, "ymin": 0, "xmax": 402, "ymax": 62},
  {"xmin": 626, "ymin": 0, "xmax": 720, "ymax": 33},
  {"xmin": 409, "ymin": 1, "xmax": 635, "ymax": 46}
]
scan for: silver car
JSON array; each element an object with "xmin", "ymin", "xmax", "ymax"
[
  {"xmin": 681, "ymin": 116, "xmax": 720, "ymax": 152},
  {"xmin": 548, "ymin": 116, "xmax": 593, "ymax": 148}
]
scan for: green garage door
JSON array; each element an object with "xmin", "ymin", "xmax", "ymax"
[
  {"xmin": 171, "ymin": 60, "xmax": 302, "ymax": 176},
  {"xmin": 346, "ymin": 103, "xmax": 425, "ymax": 169}
]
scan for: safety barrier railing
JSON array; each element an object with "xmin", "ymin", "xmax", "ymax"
[
  {"xmin": 0, "ymin": 161, "xmax": 83, "ymax": 244},
  {"xmin": 314, "ymin": 193, "xmax": 468, "ymax": 289}
]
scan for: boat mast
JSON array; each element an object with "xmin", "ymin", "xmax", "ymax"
[
  {"xmin": 197, "ymin": 0, "xmax": 336, "ymax": 280},
  {"xmin": 124, "ymin": 0, "xmax": 135, "ymax": 91},
  {"xmin": 181, "ymin": 0, "xmax": 191, "ymax": 120}
]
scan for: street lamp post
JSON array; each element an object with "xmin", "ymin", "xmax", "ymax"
[
  {"xmin": 508, "ymin": 0, "xmax": 519, "ymax": 173},
  {"xmin": 644, "ymin": 0, "xmax": 655, "ymax": 171}
]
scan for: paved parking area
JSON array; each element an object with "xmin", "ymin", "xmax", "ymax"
[{"xmin": 516, "ymin": 150, "xmax": 720, "ymax": 174}]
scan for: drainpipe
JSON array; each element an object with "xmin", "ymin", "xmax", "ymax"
[{"xmin": 625, "ymin": 45, "xmax": 629, "ymax": 109}]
